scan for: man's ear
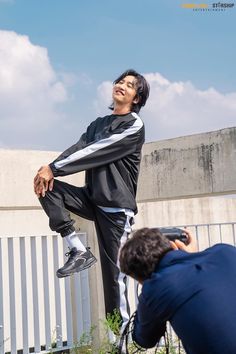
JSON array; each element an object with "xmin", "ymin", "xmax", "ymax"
[{"xmin": 133, "ymin": 95, "xmax": 139, "ymax": 104}]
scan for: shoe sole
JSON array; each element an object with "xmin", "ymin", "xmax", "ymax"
[{"xmin": 57, "ymin": 257, "xmax": 97, "ymax": 279}]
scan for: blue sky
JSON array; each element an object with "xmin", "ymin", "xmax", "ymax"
[{"xmin": 0, "ymin": 0, "xmax": 235, "ymax": 151}]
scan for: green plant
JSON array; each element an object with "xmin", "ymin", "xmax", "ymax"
[
  {"xmin": 104, "ymin": 309, "xmax": 122, "ymax": 336},
  {"xmin": 47, "ymin": 327, "xmax": 59, "ymax": 353},
  {"xmin": 45, "ymin": 314, "xmax": 186, "ymax": 354},
  {"xmin": 71, "ymin": 325, "xmax": 96, "ymax": 354},
  {"xmin": 95, "ymin": 309, "xmax": 122, "ymax": 353},
  {"xmin": 155, "ymin": 335, "xmax": 185, "ymax": 354}
]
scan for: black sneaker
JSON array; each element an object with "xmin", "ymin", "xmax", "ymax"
[{"xmin": 56, "ymin": 247, "xmax": 97, "ymax": 278}]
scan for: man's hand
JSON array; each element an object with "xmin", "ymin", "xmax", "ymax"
[
  {"xmin": 34, "ymin": 165, "xmax": 54, "ymax": 197},
  {"xmin": 170, "ymin": 229, "xmax": 198, "ymax": 253}
]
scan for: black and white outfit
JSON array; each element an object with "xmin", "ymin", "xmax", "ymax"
[{"xmin": 39, "ymin": 112, "xmax": 145, "ymax": 328}]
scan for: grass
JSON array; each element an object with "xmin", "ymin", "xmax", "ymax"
[{"xmin": 1, "ymin": 311, "xmax": 185, "ymax": 354}]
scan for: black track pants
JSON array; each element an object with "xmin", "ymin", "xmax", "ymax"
[{"xmin": 39, "ymin": 179, "xmax": 131, "ymax": 327}]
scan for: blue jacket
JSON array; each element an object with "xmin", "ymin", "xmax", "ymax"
[{"xmin": 133, "ymin": 244, "xmax": 236, "ymax": 354}]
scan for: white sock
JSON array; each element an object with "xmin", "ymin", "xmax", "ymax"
[{"xmin": 65, "ymin": 231, "xmax": 86, "ymax": 252}]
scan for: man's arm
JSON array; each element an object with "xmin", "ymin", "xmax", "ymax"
[
  {"xmin": 132, "ymin": 295, "xmax": 166, "ymax": 349},
  {"xmin": 34, "ymin": 114, "xmax": 144, "ymax": 196},
  {"xmin": 33, "ymin": 131, "xmax": 87, "ymax": 197},
  {"xmin": 49, "ymin": 114, "xmax": 144, "ymax": 177}
]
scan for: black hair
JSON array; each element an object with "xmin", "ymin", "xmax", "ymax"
[
  {"xmin": 109, "ymin": 69, "xmax": 150, "ymax": 113},
  {"xmin": 119, "ymin": 228, "xmax": 172, "ymax": 282}
]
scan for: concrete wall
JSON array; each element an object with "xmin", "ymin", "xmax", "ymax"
[
  {"xmin": 0, "ymin": 150, "xmax": 85, "ymax": 236},
  {"xmin": 0, "ymin": 126, "xmax": 236, "ymax": 344},
  {"xmin": 1, "ymin": 127, "xmax": 235, "ymax": 235},
  {"xmin": 135, "ymin": 196, "xmax": 236, "ymax": 230},
  {"xmin": 137, "ymin": 127, "xmax": 236, "ymax": 201}
]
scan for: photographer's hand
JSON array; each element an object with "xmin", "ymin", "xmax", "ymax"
[{"xmin": 171, "ymin": 229, "xmax": 197, "ymax": 253}]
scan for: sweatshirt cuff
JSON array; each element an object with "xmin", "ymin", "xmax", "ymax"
[{"xmin": 49, "ymin": 162, "xmax": 58, "ymax": 177}]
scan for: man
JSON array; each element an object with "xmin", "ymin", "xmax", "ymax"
[
  {"xmin": 119, "ymin": 228, "xmax": 236, "ymax": 354},
  {"xmin": 33, "ymin": 69, "xmax": 150, "ymax": 331}
]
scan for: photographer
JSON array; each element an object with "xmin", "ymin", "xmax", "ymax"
[{"xmin": 119, "ymin": 228, "xmax": 236, "ymax": 354}]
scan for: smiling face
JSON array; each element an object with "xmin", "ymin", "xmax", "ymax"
[{"xmin": 112, "ymin": 75, "xmax": 139, "ymax": 113}]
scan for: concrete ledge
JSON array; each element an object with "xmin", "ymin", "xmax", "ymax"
[
  {"xmin": 137, "ymin": 127, "xmax": 236, "ymax": 202},
  {"xmin": 0, "ymin": 149, "xmax": 85, "ymax": 207}
]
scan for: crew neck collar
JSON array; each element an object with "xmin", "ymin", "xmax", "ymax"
[{"xmin": 112, "ymin": 111, "xmax": 132, "ymax": 117}]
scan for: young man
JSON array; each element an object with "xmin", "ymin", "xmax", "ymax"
[
  {"xmin": 33, "ymin": 69, "xmax": 150, "ymax": 330},
  {"xmin": 120, "ymin": 228, "xmax": 236, "ymax": 354}
]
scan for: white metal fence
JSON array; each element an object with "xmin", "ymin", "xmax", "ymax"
[
  {"xmin": 0, "ymin": 233, "xmax": 91, "ymax": 354},
  {"xmin": 178, "ymin": 222, "xmax": 236, "ymax": 250},
  {"xmin": 1, "ymin": 223, "xmax": 236, "ymax": 354}
]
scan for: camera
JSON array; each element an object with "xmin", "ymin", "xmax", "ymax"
[{"xmin": 158, "ymin": 227, "xmax": 188, "ymax": 245}]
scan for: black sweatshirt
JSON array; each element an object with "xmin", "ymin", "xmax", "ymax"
[{"xmin": 50, "ymin": 112, "xmax": 145, "ymax": 213}]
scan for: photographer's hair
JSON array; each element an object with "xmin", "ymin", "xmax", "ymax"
[
  {"xmin": 119, "ymin": 228, "xmax": 172, "ymax": 282},
  {"xmin": 109, "ymin": 69, "xmax": 150, "ymax": 113}
]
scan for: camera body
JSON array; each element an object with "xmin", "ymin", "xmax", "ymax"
[{"xmin": 158, "ymin": 227, "xmax": 188, "ymax": 245}]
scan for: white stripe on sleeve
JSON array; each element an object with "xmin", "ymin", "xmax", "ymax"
[{"xmin": 54, "ymin": 112, "xmax": 142, "ymax": 169}]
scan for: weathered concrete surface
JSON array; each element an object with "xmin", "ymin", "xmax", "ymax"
[
  {"xmin": 0, "ymin": 127, "xmax": 235, "ymax": 346},
  {"xmin": 137, "ymin": 127, "xmax": 236, "ymax": 202},
  {"xmin": 0, "ymin": 149, "xmax": 85, "ymax": 236},
  {"xmin": 0, "ymin": 149, "xmax": 85, "ymax": 208},
  {"xmin": 135, "ymin": 196, "xmax": 236, "ymax": 230}
]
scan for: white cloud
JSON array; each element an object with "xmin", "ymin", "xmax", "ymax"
[
  {"xmin": 0, "ymin": 30, "xmax": 68, "ymax": 149},
  {"xmin": 94, "ymin": 81, "xmax": 113, "ymax": 116},
  {"xmin": 95, "ymin": 72, "xmax": 236, "ymax": 142},
  {"xmin": 1, "ymin": 32, "xmax": 235, "ymax": 151},
  {"xmin": 143, "ymin": 73, "xmax": 236, "ymax": 141}
]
